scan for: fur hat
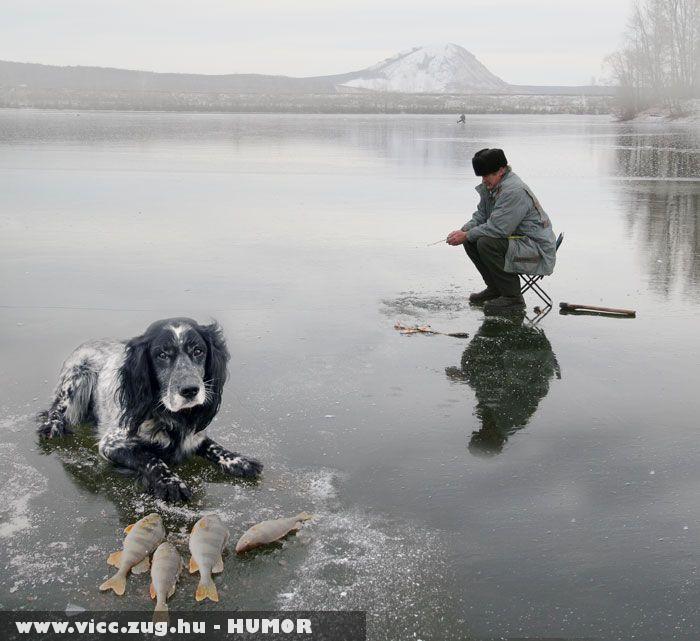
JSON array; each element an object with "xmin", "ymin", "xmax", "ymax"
[{"xmin": 472, "ymin": 148, "xmax": 508, "ymax": 176}]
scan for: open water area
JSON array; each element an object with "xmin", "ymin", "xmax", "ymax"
[{"xmin": 0, "ymin": 109, "xmax": 698, "ymax": 640}]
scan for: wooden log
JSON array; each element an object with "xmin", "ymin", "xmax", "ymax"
[{"xmin": 559, "ymin": 302, "xmax": 636, "ymax": 318}]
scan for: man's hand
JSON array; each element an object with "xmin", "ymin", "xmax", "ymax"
[{"xmin": 446, "ymin": 230, "xmax": 468, "ymax": 245}]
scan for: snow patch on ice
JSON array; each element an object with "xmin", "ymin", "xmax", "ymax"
[
  {"xmin": 275, "ymin": 509, "xmax": 455, "ymax": 639},
  {"xmin": 381, "ymin": 289, "xmax": 468, "ymax": 319},
  {"xmin": 0, "ymin": 443, "xmax": 48, "ymax": 538},
  {"xmin": 303, "ymin": 468, "xmax": 340, "ymax": 502},
  {"xmin": 0, "ymin": 413, "xmax": 31, "ymax": 435}
]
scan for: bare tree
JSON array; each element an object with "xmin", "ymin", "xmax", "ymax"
[{"xmin": 606, "ymin": 0, "xmax": 699, "ymax": 118}]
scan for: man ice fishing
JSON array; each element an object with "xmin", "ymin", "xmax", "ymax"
[{"xmin": 446, "ymin": 148, "xmax": 557, "ymax": 315}]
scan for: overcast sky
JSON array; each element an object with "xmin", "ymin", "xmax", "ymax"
[{"xmin": 2, "ymin": 0, "xmax": 631, "ymax": 85}]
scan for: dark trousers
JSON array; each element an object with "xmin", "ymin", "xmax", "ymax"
[{"xmin": 464, "ymin": 237, "xmax": 521, "ymax": 298}]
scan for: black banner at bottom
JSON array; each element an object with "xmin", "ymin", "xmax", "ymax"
[{"xmin": 3, "ymin": 611, "xmax": 366, "ymax": 641}]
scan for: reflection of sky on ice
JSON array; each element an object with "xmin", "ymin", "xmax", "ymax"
[
  {"xmin": 0, "ymin": 111, "xmax": 698, "ymax": 640},
  {"xmin": 612, "ymin": 127, "xmax": 700, "ymax": 298}
]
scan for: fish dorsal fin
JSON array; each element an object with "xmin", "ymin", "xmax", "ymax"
[
  {"xmin": 124, "ymin": 523, "xmax": 135, "ymax": 534},
  {"xmin": 189, "ymin": 557, "xmax": 199, "ymax": 574},
  {"xmin": 107, "ymin": 550, "xmax": 122, "ymax": 567},
  {"xmin": 131, "ymin": 557, "xmax": 150, "ymax": 575},
  {"xmin": 212, "ymin": 555, "xmax": 224, "ymax": 574},
  {"xmin": 149, "ymin": 582, "xmax": 156, "ymax": 599}
]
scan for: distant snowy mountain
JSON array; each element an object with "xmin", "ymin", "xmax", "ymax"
[
  {"xmin": 340, "ymin": 44, "xmax": 508, "ymax": 93},
  {"xmin": 0, "ymin": 46, "xmax": 612, "ymax": 98}
]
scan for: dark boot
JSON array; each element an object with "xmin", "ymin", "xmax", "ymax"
[
  {"xmin": 466, "ymin": 238, "xmax": 523, "ymax": 307},
  {"xmin": 469, "ymin": 287, "xmax": 500, "ymax": 304},
  {"xmin": 484, "ymin": 295, "xmax": 526, "ymax": 315}
]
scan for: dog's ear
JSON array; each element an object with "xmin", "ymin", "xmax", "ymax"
[
  {"xmin": 195, "ymin": 321, "xmax": 230, "ymax": 431},
  {"xmin": 118, "ymin": 336, "xmax": 155, "ymax": 435}
]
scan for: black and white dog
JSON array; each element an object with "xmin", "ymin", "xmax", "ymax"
[{"xmin": 38, "ymin": 318, "xmax": 262, "ymax": 502}]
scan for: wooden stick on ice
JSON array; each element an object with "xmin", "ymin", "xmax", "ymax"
[{"xmin": 559, "ymin": 302, "xmax": 636, "ymax": 318}]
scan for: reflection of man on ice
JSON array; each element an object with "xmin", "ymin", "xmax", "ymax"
[
  {"xmin": 445, "ymin": 316, "xmax": 560, "ymax": 456},
  {"xmin": 446, "ymin": 148, "xmax": 557, "ymax": 315}
]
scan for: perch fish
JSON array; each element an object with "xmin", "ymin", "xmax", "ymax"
[
  {"xmin": 235, "ymin": 512, "xmax": 313, "ymax": 554},
  {"xmin": 394, "ymin": 322, "xmax": 469, "ymax": 339},
  {"xmin": 150, "ymin": 541, "xmax": 182, "ymax": 622},
  {"xmin": 100, "ymin": 513, "xmax": 165, "ymax": 595},
  {"xmin": 188, "ymin": 514, "xmax": 229, "ymax": 603}
]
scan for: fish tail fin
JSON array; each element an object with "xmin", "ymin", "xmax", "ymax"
[
  {"xmin": 195, "ymin": 577, "xmax": 218, "ymax": 602},
  {"xmin": 153, "ymin": 602, "xmax": 169, "ymax": 624},
  {"xmin": 99, "ymin": 573, "xmax": 126, "ymax": 596},
  {"xmin": 131, "ymin": 556, "xmax": 150, "ymax": 575}
]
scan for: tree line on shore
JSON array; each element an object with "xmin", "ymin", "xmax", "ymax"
[{"xmin": 606, "ymin": 0, "xmax": 699, "ymax": 119}]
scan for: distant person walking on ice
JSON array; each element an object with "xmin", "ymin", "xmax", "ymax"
[
  {"xmin": 446, "ymin": 148, "xmax": 557, "ymax": 315},
  {"xmin": 457, "ymin": 113, "xmax": 466, "ymax": 124}
]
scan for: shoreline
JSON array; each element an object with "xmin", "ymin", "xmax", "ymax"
[
  {"xmin": 617, "ymin": 99, "xmax": 700, "ymax": 123},
  {"xmin": 0, "ymin": 89, "xmax": 613, "ymax": 116}
]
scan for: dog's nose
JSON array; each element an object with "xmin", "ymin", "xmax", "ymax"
[{"xmin": 180, "ymin": 386, "xmax": 200, "ymax": 400}]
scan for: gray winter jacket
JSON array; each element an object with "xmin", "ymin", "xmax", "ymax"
[{"xmin": 461, "ymin": 168, "xmax": 557, "ymax": 276}]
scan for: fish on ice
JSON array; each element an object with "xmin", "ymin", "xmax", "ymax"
[
  {"xmin": 100, "ymin": 513, "xmax": 165, "ymax": 595},
  {"xmin": 188, "ymin": 514, "xmax": 229, "ymax": 602},
  {"xmin": 235, "ymin": 512, "xmax": 313, "ymax": 554},
  {"xmin": 150, "ymin": 541, "xmax": 182, "ymax": 622}
]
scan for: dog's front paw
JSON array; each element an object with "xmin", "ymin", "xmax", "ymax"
[
  {"xmin": 145, "ymin": 473, "xmax": 192, "ymax": 502},
  {"xmin": 218, "ymin": 453, "xmax": 263, "ymax": 479},
  {"xmin": 36, "ymin": 411, "xmax": 73, "ymax": 439}
]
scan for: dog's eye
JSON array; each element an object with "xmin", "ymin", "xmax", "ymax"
[
  {"xmin": 157, "ymin": 352, "xmax": 169, "ymax": 361},
  {"xmin": 192, "ymin": 347, "xmax": 203, "ymax": 357}
]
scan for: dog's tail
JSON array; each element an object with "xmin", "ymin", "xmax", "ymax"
[{"xmin": 37, "ymin": 362, "xmax": 96, "ymax": 437}]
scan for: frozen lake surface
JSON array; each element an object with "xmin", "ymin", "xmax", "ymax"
[{"xmin": 0, "ymin": 110, "xmax": 698, "ymax": 640}]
